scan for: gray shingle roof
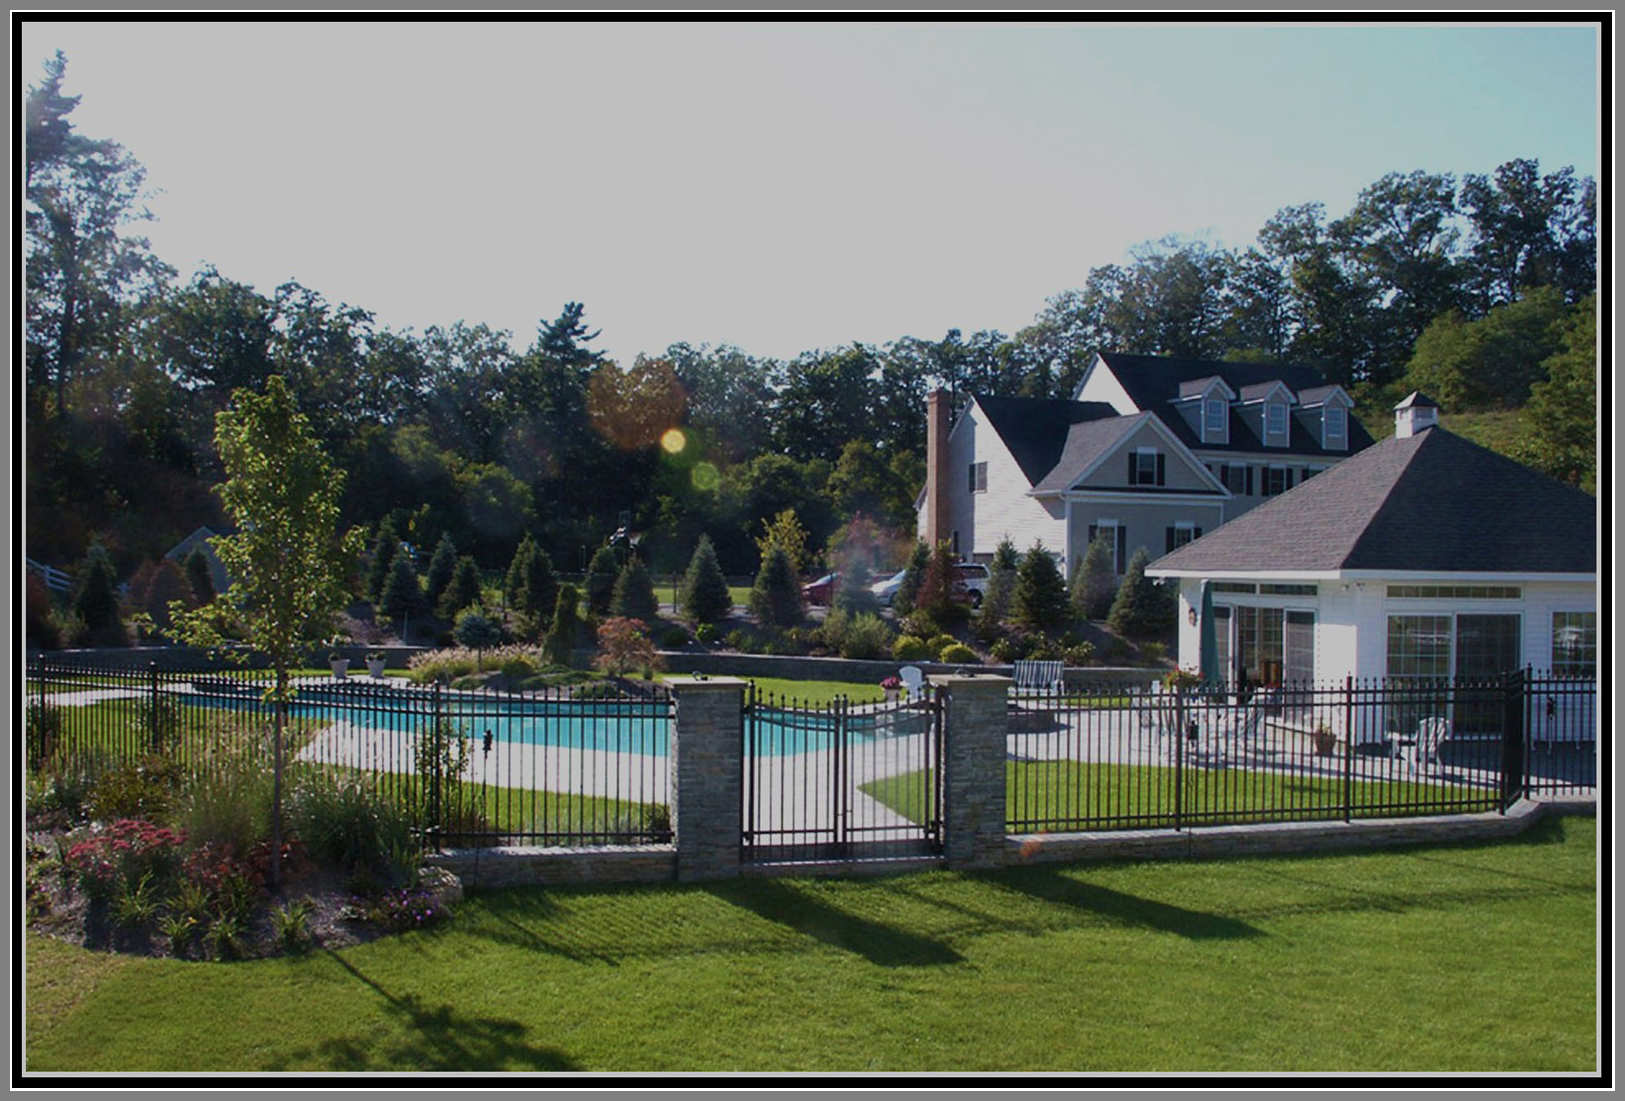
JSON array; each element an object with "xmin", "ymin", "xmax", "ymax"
[
  {"xmin": 1096, "ymin": 352, "xmax": 1376, "ymax": 458},
  {"xmin": 1149, "ymin": 426, "xmax": 1597, "ymax": 576},
  {"xmin": 973, "ymin": 394, "xmax": 1121, "ymax": 485},
  {"xmin": 1028, "ymin": 414, "xmax": 1147, "ymax": 494}
]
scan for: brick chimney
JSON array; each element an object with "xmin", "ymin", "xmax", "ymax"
[{"xmin": 925, "ymin": 389, "xmax": 951, "ymax": 548}]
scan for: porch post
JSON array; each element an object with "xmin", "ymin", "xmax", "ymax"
[
  {"xmin": 932, "ymin": 673, "xmax": 1012, "ymax": 870},
  {"xmin": 668, "ymin": 677, "xmax": 746, "ymax": 882}
]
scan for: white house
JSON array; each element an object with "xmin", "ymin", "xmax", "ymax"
[
  {"xmin": 1147, "ymin": 394, "xmax": 1597, "ymax": 742},
  {"xmin": 918, "ymin": 353, "xmax": 1374, "ymax": 574}
]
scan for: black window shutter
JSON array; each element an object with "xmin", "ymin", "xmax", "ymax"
[
  {"xmin": 1156, "ymin": 453, "xmax": 1166, "ymax": 486},
  {"xmin": 1286, "ymin": 468, "xmax": 1295, "ymax": 489},
  {"xmin": 1194, "ymin": 527, "xmax": 1203, "ymax": 539},
  {"xmin": 1116, "ymin": 527, "xmax": 1127, "ymax": 573},
  {"xmin": 1246, "ymin": 466, "xmax": 1254, "ymax": 495},
  {"xmin": 1127, "ymin": 454, "xmax": 1137, "ymax": 485},
  {"xmin": 1165, "ymin": 527, "xmax": 1175, "ymax": 553},
  {"xmin": 1088, "ymin": 524, "xmax": 1097, "ymax": 546}
]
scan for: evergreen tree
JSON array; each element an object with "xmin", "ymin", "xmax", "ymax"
[
  {"xmin": 1071, "ymin": 533, "xmax": 1119, "ymax": 622},
  {"xmin": 748, "ymin": 545, "xmax": 804, "ymax": 627},
  {"xmin": 182, "ymin": 547, "xmax": 215, "ymax": 604},
  {"xmin": 366, "ymin": 519, "xmax": 401, "ymax": 606},
  {"xmin": 439, "ymin": 555, "xmax": 483, "ymax": 619},
  {"xmin": 680, "ymin": 535, "xmax": 733, "ymax": 624},
  {"xmin": 544, "ymin": 583, "xmax": 581, "ymax": 667},
  {"xmin": 892, "ymin": 541, "xmax": 930, "ymax": 616},
  {"xmin": 977, "ymin": 537, "xmax": 1020, "ymax": 636},
  {"xmin": 504, "ymin": 535, "xmax": 536, "ymax": 609},
  {"xmin": 453, "ymin": 606, "xmax": 505, "ymax": 671},
  {"xmin": 1106, "ymin": 548, "xmax": 1175, "ymax": 640},
  {"xmin": 610, "ymin": 556, "xmax": 659, "ymax": 622},
  {"xmin": 520, "ymin": 544, "xmax": 559, "ymax": 627},
  {"xmin": 378, "ymin": 546, "xmax": 423, "ymax": 623},
  {"xmin": 71, "ymin": 544, "xmax": 124, "ymax": 644},
  {"xmin": 1014, "ymin": 543, "xmax": 1072, "ymax": 632},
  {"xmin": 914, "ymin": 541, "xmax": 968, "ymax": 628},
  {"xmin": 423, "ymin": 533, "xmax": 457, "ymax": 613},
  {"xmin": 585, "ymin": 545, "xmax": 620, "ymax": 617}
]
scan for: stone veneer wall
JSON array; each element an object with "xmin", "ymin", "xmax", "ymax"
[{"xmin": 934, "ymin": 674, "xmax": 1012, "ymax": 870}]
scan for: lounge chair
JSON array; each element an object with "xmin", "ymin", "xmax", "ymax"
[
  {"xmin": 1011, "ymin": 660, "xmax": 1065, "ymax": 697},
  {"xmin": 1397, "ymin": 716, "xmax": 1451, "ymax": 774},
  {"xmin": 898, "ymin": 665, "xmax": 925, "ymax": 702}
]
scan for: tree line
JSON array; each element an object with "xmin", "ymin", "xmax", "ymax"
[{"xmin": 26, "ymin": 51, "xmax": 1599, "ymax": 607}]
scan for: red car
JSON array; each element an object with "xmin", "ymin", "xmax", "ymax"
[{"xmin": 800, "ymin": 572, "xmax": 838, "ymax": 606}]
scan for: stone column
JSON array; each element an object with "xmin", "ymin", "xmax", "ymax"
[
  {"xmin": 931, "ymin": 673, "xmax": 1011, "ymax": 870},
  {"xmin": 668, "ymin": 677, "xmax": 746, "ymax": 882}
]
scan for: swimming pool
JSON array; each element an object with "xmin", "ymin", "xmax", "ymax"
[{"xmin": 179, "ymin": 682, "xmax": 923, "ymax": 757}]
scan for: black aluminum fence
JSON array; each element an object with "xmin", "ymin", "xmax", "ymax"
[
  {"xmin": 741, "ymin": 686, "xmax": 943, "ymax": 863},
  {"xmin": 1005, "ymin": 670, "xmax": 1596, "ymax": 834},
  {"xmin": 24, "ymin": 660, "xmax": 673, "ymax": 848}
]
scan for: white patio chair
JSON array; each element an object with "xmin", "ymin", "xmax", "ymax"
[
  {"xmin": 1399, "ymin": 716, "xmax": 1452, "ymax": 774},
  {"xmin": 898, "ymin": 665, "xmax": 925, "ymax": 702}
]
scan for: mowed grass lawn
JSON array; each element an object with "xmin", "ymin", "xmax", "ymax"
[{"xmin": 25, "ymin": 815, "xmax": 1596, "ymax": 1073}]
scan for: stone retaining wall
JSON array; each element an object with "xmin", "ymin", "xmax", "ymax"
[{"xmin": 428, "ymin": 845, "xmax": 676, "ymax": 890}]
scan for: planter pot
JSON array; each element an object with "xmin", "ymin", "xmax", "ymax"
[
  {"xmin": 1312, "ymin": 732, "xmax": 1337, "ymax": 757},
  {"xmin": 883, "ymin": 689, "xmax": 900, "ymax": 704},
  {"xmin": 367, "ymin": 659, "xmax": 386, "ymax": 679},
  {"xmin": 329, "ymin": 659, "xmax": 349, "ymax": 681}
]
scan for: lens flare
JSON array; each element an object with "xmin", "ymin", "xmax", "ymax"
[
  {"xmin": 660, "ymin": 428, "xmax": 687, "ymax": 455},
  {"xmin": 691, "ymin": 461, "xmax": 720, "ymax": 492}
]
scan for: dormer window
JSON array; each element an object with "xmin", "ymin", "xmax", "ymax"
[
  {"xmin": 1265, "ymin": 400, "xmax": 1287, "ymax": 443},
  {"xmin": 1324, "ymin": 406, "xmax": 1346, "ymax": 449},
  {"xmin": 1129, "ymin": 448, "xmax": 1165, "ymax": 487},
  {"xmin": 1203, "ymin": 397, "xmax": 1227, "ymax": 442}
]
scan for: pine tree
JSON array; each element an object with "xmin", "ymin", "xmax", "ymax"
[
  {"xmin": 610, "ymin": 556, "xmax": 659, "ymax": 623},
  {"xmin": 1071, "ymin": 533, "xmax": 1118, "ymax": 622},
  {"xmin": 438, "ymin": 555, "xmax": 483, "ymax": 619},
  {"xmin": 71, "ymin": 544, "xmax": 124, "ymax": 644},
  {"xmin": 1014, "ymin": 543, "xmax": 1072, "ymax": 632},
  {"xmin": 914, "ymin": 541, "xmax": 968, "ymax": 628},
  {"xmin": 182, "ymin": 547, "xmax": 215, "ymax": 604},
  {"xmin": 978, "ymin": 537, "xmax": 1020, "ymax": 636},
  {"xmin": 680, "ymin": 536, "xmax": 733, "ymax": 624},
  {"xmin": 585, "ymin": 545, "xmax": 620, "ymax": 617},
  {"xmin": 544, "ymin": 584, "xmax": 581, "ymax": 667},
  {"xmin": 378, "ymin": 546, "xmax": 423, "ymax": 623},
  {"xmin": 748, "ymin": 545, "xmax": 804, "ymax": 627},
  {"xmin": 423, "ymin": 533, "xmax": 457, "ymax": 613},
  {"xmin": 366, "ymin": 520, "xmax": 401, "ymax": 606},
  {"xmin": 892, "ymin": 541, "xmax": 930, "ymax": 616},
  {"xmin": 1106, "ymin": 548, "xmax": 1175, "ymax": 640},
  {"xmin": 453, "ymin": 607, "xmax": 504, "ymax": 671},
  {"xmin": 520, "ymin": 545, "xmax": 559, "ymax": 627},
  {"xmin": 504, "ymin": 536, "xmax": 535, "ymax": 609}
]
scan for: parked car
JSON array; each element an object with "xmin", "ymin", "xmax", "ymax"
[
  {"xmin": 801, "ymin": 572, "xmax": 839, "ymax": 606},
  {"xmin": 954, "ymin": 562, "xmax": 991, "ymax": 608},
  {"xmin": 871, "ymin": 569, "xmax": 908, "ymax": 607}
]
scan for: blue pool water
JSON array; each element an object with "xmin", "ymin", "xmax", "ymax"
[{"xmin": 180, "ymin": 685, "xmax": 909, "ymax": 757}]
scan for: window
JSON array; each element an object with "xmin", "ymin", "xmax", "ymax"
[
  {"xmin": 1387, "ymin": 585, "xmax": 1521, "ymax": 600},
  {"xmin": 1260, "ymin": 583, "xmax": 1317, "ymax": 596},
  {"xmin": 1324, "ymin": 406, "xmax": 1346, "ymax": 447},
  {"xmin": 1165, "ymin": 523, "xmax": 1202, "ymax": 552},
  {"xmin": 1236, "ymin": 606, "xmax": 1284, "ymax": 685},
  {"xmin": 1087, "ymin": 522, "xmax": 1128, "ymax": 574},
  {"xmin": 1211, "ymin": 582, "xmax": 1256, "ymax": 594},
  {"xmin": 1387, "ymin": 615, "xmax": 1452, "ymax": 681},
  {"xmin": 1284, "ymin": 610, "xmax": 1315, "ymax": 687},
  {"xmin": 1552, "ymin": 612, "xmax": 1597, "ymax": 677},
  {"xmin": 1128, "ymin": 449, "xmax": 1165, "ymax": 486},
  {"xmin": 968, "ymin": 462, "xmax": 987, "ymax": 493},
  {"xmin": 1204, "ymin": 398, "xmax": 1227, "ymax": 441},
  {"xmin": 1266, "ymin": 400, "xmax": 1287, "ymax": 442},
  {"xmin": 1262, "ymin": 466, "xmax": 1289, "ymax": 496}
]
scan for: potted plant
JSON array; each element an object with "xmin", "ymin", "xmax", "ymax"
[
  {"xmin": 1312, "ymin": 721, "xmax": 1337, "ymax": 757},
  {"xmin": 328, "ymin": 650, "xmax": 349, "ymax": 680},
  {"xmin": 880, "ymin": 675, "xmax": 902, "ymax": 703},
  {"xmin": 366, "ymin": 651, "xmax": 386, "ymax": 679}
]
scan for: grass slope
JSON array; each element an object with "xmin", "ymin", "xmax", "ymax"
[{"xmin": 25, "ymin": 816, "xmax": 1596, "ymax": 1073}]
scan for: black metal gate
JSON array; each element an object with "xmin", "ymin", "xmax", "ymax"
[{"xmin": 741, "ymin": 685, "xmax": 943, "ymax": 864}]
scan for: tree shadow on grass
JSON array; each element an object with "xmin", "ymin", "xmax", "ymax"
[
  {"xmin": 989, "ymin": 865, "xmax": 1265, "ymax": 941},
  {"xmin": 706, "ymin": 878, "xmax": 964, "ymax": 967},
  {"xmin": 265, "ymin": 949, "xmax": 580, "ymax": 1071}
]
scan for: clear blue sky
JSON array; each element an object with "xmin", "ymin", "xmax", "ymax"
[{"xmin": 20, "ymin": 20, "xmax": 1602, "ymax": 366}]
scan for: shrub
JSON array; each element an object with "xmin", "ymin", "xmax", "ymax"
[
  {"xmin": 422, "ymin": 533, "xmax": 458, "ymax": 614},
  {"xmin": 593, "ymin": 617, "xmax": 662, "ymax": 677},
  {"xmin": 86, "ymin": 756, "xmax": 182, "ymax": 824},
  {"xmin": 366, "ymin": 520, "xmax": 403, "ymax": 606},
  {"xmin": 453, "ymin": 607, "xmax": 505, "ymax": 666},
  {"xmin": 822, "ymin": 607, "xmax": 895, "ymax": 660},
  {"xmin": 178, "ymin": 755, "xmax": 276, "ymax": 855},
  {"xmin": 914, "ymin": 542, "xmax": 970, "ymax": 628},
  {"xmin": 505, "ymin": 537, "xmax": 559, "ymax": 633},
  {"xmin": 71, "ymin": 544, "xmax": 126, "ymax": 646},
  {"xmin": 724, "ymin": 628, "xmax": 754, "ymax": 653},
  {"xmin": 1139, "ymin": 640, "xmax": 1167, "ymax": 663},
  {"xmin": 25, "ymin": 701, "xmax": 63, "ymax": 770},
  {"xmin": 1071, "ymin": 533, "xmax": 1119, "ymax": 622},
  {"xmin": 988, "ymin": 636, "xmax": 1016, "ymax": 664},
  {"xmin": 892, "ymin": 635, "xmax": 931, "ymax": 662},
  {"xmin": 544, "ymin": 584, "xmax": 581, "ymax": 668},
  {"xmin": 64, "ymin": 819, "xmax": 187, "ymax": 901},
  {"xmin": 900, "ymin": 609, "xmax": 938, "ymax": 640},
  {"xmin": 407, "ymin": 644, "xmax": 549, "ymax": 684},
  {"xmin": 926, "ymin": 633, "xmax": 959, "ymax": 661},
  {"xmin": 438, "ymin": 556, "xmax": 483, "ymax": 620},
  {"xmin": 26, "ymin": 765, "xmax": 98, "ymax": 829},
  {"xmin": 133, "ymin": 694, "xmax": 185, "ymax": 754},
  {"xmin": 272, "ymin": 898, "xmax": 316, "ymax": 953},
  {"xmin": 892, "ymin": 541, "xmax": 929, "ymax": 616},
  {"xmin": 694, "ymin": 622, "xmax": 720, "ymax": 645},
  {"xmin": 498, "ymin": 652, "xmax": 541, "ymax": 678},
  {"xmin": 112, "ymin": 871, "xmax": 162, "ymax": 930},
  {"xmin": 25, "ymin": 572, "xmax": 62, "ymax": 649},
  {"xmin": 378, "ymin": 546, "xmax": 424, "ymax": 622},
  {"xmin": 660, "ymin": 626, "xmax": 690, "ymax": 649},
  {"xmin": 1064, "ymin": 641, "xmax": 1097, "ymax": 667},
  {"xmin": 978, "ymin": 541, "xmax": 1019, "ymax": 639},
  {"xmin": 351, "ymin": 886, "xmax": 449, "ymax": 933},
  {"xmin": 679, "ymin": 536, "xmax": 733, "ymax": 625},
  {"xmin": 939, "ymin": 643, "xmax": 978, "ymax": 664},
  {"xmin": 611, "ymin": 557, "xmax": 660, "ymax": 622},
  {"xmin": 288, "ymin": 778, "xmax": 420, "ymax": 877}
]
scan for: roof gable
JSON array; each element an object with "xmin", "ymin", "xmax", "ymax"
[{"xmin": 971, "ymin": 394, "xmax": 1121, "ymax": 485}]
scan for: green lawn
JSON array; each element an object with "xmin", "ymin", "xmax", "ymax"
[
  {"xmin": 24, "ymin": 815, "xmax": 1595, "ymax": 1072},
  {"xmin": 657, "ymin": 673, "xmax": 884, "ymax": 705},
  {"xmin": 864, "ymin": 763, "xmax": 1495, "ymax": 832}
]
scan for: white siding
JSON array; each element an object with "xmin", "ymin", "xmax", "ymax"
[
  {"xmin": 927, "ymin": 400, "xmax": 1065, "ymax": 559},
  {"xmin": 1072, "ymin": 355, "xmax": 1138, "ymax": 413}
]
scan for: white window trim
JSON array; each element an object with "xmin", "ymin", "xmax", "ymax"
[
  {"xmin": 1265, "ymin": 400, "xmax": 1288, "ymax": 444},
  {"xmin": 1203, "ymin": 397, "xmax": 1228, "ymax": 443}
]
